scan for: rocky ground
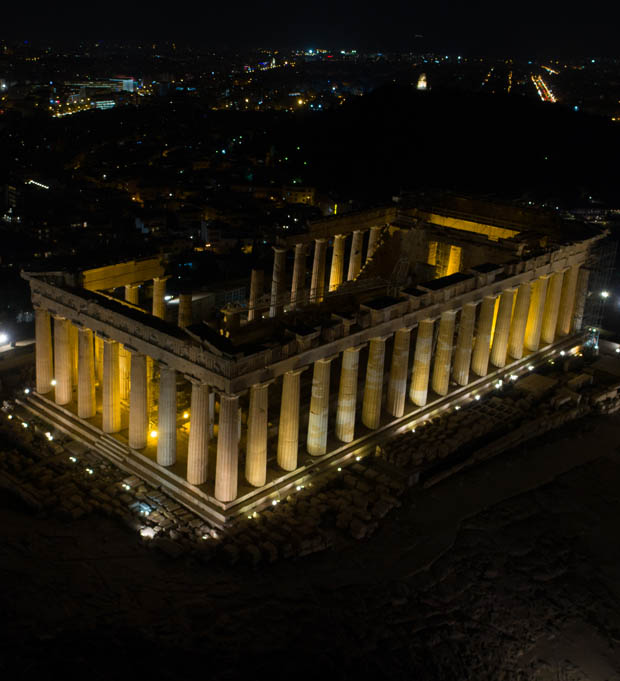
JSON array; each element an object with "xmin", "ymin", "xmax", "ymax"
[{"xmin": 2, "ymin": 410, "xmax": 620, "ymax": 680}]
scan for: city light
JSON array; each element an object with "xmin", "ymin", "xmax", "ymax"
[
  {"xmin": 0, "ymin": 333, "xmax": 8, "ymax": 344},
  {"xmin": 601, "ymin": 290, "xmax": 610, "ymax": 298}
]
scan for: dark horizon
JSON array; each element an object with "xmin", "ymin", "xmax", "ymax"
[{"xmin": 3, "ymin": 2, "xmax": 620, "ymax": 58}]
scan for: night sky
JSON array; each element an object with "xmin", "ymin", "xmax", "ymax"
[{"xmin": 4, "ymin": 1, "xmax": 620, "ymax": 55}]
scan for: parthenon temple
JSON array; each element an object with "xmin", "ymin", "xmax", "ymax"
[{"xmin": 22, "ymin": 196, "xmax": 607, "ymax": 524}]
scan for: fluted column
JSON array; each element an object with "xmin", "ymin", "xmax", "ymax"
[
  {"xmin": 329, "ymin": 234, "xmax": 346, "ymax": 292},
  {"xmin": 409, "ymin": 319, "xmax": 434, "ymax": 407},
  {"xmin": 309, "ymin": 238, "xmax": 327, "ymax": 303},
  {"xmin": 125, "ymin": 284, "xmax": 140, "ymax": 305},
  {"xmin": 362, "ymin": 336, "xmax": 389, "ymax": 429},
  {"xmin": 471, "ymin": 295, "xmax": 497, "ymax": 377},
  {"xmin": 102, "ymin": 339, "xmax": 120, "ymax": 433},
  {"xmin": 277, "ymin": 368, "xmax": 304, "ymax": 471},
  {"xmin": 366, "ymin": 226, "xmax": 381, "ymax": 263},
  {"xmin": 215, "ymin": 393, "xmax": 240, "ymax": 502},
  {"xmin": 525, "ymin": 275, "xmax": 550, "ymax": 352},
  {"xmin": 77, "ymin": 328, "xmax": 95, "ymax": 419},
  {"xmin": 572, "ymin": 268, "xmax": 590, "ymax": 333},
  {"xmin": 246, "ymin": 381, "xmax": 270, "ymax": 487},
  {"xmin": 453, "ymin": 302, "xmax": 477, "ymax": 386},
  {"xmin": 387, "ymin": 327, "xmax": 413, "ymax": 417},
  {"xmin": 290, "ymin": 243, "xmax": 306, "ymax": 308},
  {"xmin": 53, "ymin": 316, "xmax": 72, "ymax": 405},
  {"xmin": 128, "ymin": 353, "xmax": 148, "ymax": 450},
  {"xmin": 540, "ymin": 270, "xmax": 565, "ymax": 345},
  {"xmin": 178, "ymin": 293, "xmax": 192, "ymax": 328},
  {"xmin": 490, "ymin": 288, "xmax": 516, "ymax": 368},
  {"xmin": 432, "ymin": 310, "xmax": 456, "ymax": 396},
  {"xmin": 248, "ymin": 269, "xmax": 264, "ymax": 322},
  {"xmin": 335, "ymin": 345, "xmax": 363, "ymax": 442},
  {"xmin": 556, "ymin": 264, "xmax": 580, "ymax": 337},
  {"xmin": 508, "ymin": 283, "xmax": 532, "ymax": 360},
  {"xmin": 152, "ymin": 276, "xmax": 166, "ymax": 320},
  {"xmin": 35, "ymin": 308, "xmax": 53, "ymax": 394},
  {"xmin": 307, "ymin": 357, "xmax": 334, "ymax": 455},
  {"xmin": 187, "ymin": 381, "xmax": 210, "ymax": 485},
  {"xmin": 347, "ymin": 230, "xmax": 363, "ymax": 280},
  {"xmin": 270, "ymin": 247, "xmax": 287, "ymax": 317},
  {"xmin": 156, "ymin": 366, "xmax": 177, "ymax": 466}
]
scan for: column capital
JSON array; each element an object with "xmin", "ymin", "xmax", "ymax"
[
  {"xmin": 369, "ymin": 333, "xmax": 393, "ymax": 343},
  {"xmin": 316, "ymin": 353, "xmax": 339, "ymax": 364},
  {"xmin": 250, "ymin": 378, "xmax": 275, "ymax": 389}
]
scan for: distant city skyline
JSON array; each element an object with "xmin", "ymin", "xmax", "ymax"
[{"xmin": 3, "ymin": 2, "xmax": 620, "ymax": 57}]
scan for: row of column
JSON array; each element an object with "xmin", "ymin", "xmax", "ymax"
[
  {"xmin": 33, "ymin": 262, "xmax": 589, "ymax": 504},
  {"xmin": 260, "ymin": 226, "xmax": 384, "ymax": 317}
]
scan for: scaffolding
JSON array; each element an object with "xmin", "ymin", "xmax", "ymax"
[{"xmin": 583, "ymin": 235, "xmax": 617, "ymax": 349}]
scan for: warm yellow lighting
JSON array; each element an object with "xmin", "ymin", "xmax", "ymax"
[
  {"xmin": 51, "ymin": 379, "xmax": 57, "ymax": 386},
  {"xmin": 297, "ymin": 98, "xmax": 303, "ymax": 105},
  {"xmin": 150, "ymin": 430, "xmax": 158, "ymax": 439},
  {"xmin": 183, "ymin": 412, "xmax": 189, "ymax": 419}
]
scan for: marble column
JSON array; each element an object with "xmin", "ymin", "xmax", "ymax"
[
  {"xmin": 366, "ymin": 226, "xmax": 381, "ymax": 263},
  {"xmin": 432, "ymin": 310, "xmax": 456, "ymax": 396},
  {"xmin": 525, "ymin": 275, "xmax": 550, "ymax": 352},
  {"xmin": 128, "ymin": 353, "xmax": 148, "ymax": 450},
  {"xmin": 277, "ymin": 369, "xmax": 304, "ymax": 471},
  {"xmin": 245, "ymin": 381, "xmax": 270, "ymax": 487},
  {"xmin": 290, "ymin": 243, "xmax": 306, "ymax": 308},
  {"xmin": 572, "ymin": 268, "xmax": 590, "ymax": 333},
  {"xmin": 307, "ymin": 357, "xmax": 334, "ymax": 455},
  {"xmin": 77, "ymin": 328, "xmax": 95, "ymax": 419},
  {"xmin": 157, "ymin": 366, "xmax": 177, "ymax": 466},
  {"xmin": 270, "ymin": 247, "xmax": 287, "ymax": 317},
  {"xmin": 347, "ymin": 230, "xmax": 363, "ymax": 280},
  {"xmin": 386, "ymin": 327, "xmax": 413, "ymax": 417},
  {"xmin": 53, "ymin": 317, "xmax": 72, "ymax": 405},
  {"xmin": 328, "ymin": 234, "xmax": 346, "ymax": 292},
  {"xmin": 187, "ymin": 381, "xmax": 210, "ymax": 485},
  {"xmin": 335, "ymin": 345, "xmax": 363, "ymax": 442},
  {"xmin": 152, "ymin": 276, "xmax": 166, "ymax": 320},
  {"xmin": 248, "ymin": 269, "xmax": 264, "ymax": 322},
  {"xmin": 309, "ymin": 238, "xmax": 327, "ymax": 303},
  {"xmin": 540, "ymin": 270, "xmax": 565, "ymax": 345},
  {"xmin": 35, "ymin": 308, "xmax": 53, "ymax": 394},
  {"xmin": 215, "ymin": 393, "xmax": 240, "ymax": 502},
  {"xmin": 409, "ymin": 319, "xmax": 434, "ymax": 407},
  {"xmin": 453, "ymin": 302, "xmax": 477, "ymax": 386},
  {"xmin": 556, "ymin": 264, "xmax": 580, "ymax": 337},
  {"xmin": 178, "ymin": 293, "xmax": 192, "ymax": 328},
  {"xmin": 471, "ymin": 295, "xmax": 497, "ymax": 377},
  {"xmin": 490, "ymin": 288, "xmax": 516, "ymax": 368},
  {"xmin": 508, "ymin": 283, "xmax": 532, "ymax": 360},
  {"xmin": 102, "ymin": 339, "xmax": 120, "ymax": 433},
  {"xmin": 362, "ymin": 336, "xmax": 389, "ymax": 429},
  {"xmin": 125, "ymin": 283, "xmax": 140, "ymax": 305}
]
